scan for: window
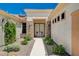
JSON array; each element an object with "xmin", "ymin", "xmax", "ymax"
[
  {"xmin": 57, "ymin": 16, "xmax": 60, "ymax": 21},
  {"xmin": 61, "ymin": 12, "xmax": 65, "ymax": 19},
  {"xmin": 22, "ymin": 23, "xmax": 26, "ymax": 33},
  {"xmin": 2, "ymin": 19, "xmax": 4, "ymax": 23},
  {"xmin": 55, "ymin": 18, "xmax": 56, "ymax": 23},
  {"xmin": 52, "ymin": 20, "xmax": 54, "ymax": 24}
]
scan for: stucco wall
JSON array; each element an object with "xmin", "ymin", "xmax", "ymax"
[
  {"xmin": 51, "ymin": 5, "xmax": 72, "ymax": 55},
  {"xmin": 16, "ymin": 23, "xmax": 22, "ymax": 39},
  {"xmin": 0, "ymin": 17, "xmax": 4, "ymax": 46},
  {"xmin": 51, "ymin": 3, "xmax": 79, "ymax": 55},
  {"xmin": 66, "ymin": 3, "xmax": 79, "ymax": 55},
  {"xmin": 0, "ymin": 15, "xmax": 8, "ymax": 46}
]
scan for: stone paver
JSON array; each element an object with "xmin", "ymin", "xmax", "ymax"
[{"xmin": 30, "ymin": 38, "xmax": 46, "ymax": 56}]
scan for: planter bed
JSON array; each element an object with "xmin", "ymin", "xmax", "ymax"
[
  {"xmin": 43, "ymin": 39, "xmax": 70, "ymax": 56},
  {"xmin": 43, "ymin": 41, "xmax": 58, "ymax": 56},
  {"xmin": 0, "ymin": 38, "xmax": 35, "ymax": 56},
  {"xmin": 8, "ymin": 39, "xmax": 35, "ymax": 56}
]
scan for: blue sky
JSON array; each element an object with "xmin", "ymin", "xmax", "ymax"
[{"xmin": 0, "ymin": 3, "xmax": 58, "ymax": 15}]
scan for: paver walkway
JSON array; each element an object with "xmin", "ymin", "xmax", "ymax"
[{"xmin": 30, "ymin": 38, "xmax": 46, "ymax": 56}]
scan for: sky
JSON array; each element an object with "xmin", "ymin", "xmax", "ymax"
[{"xmin": 0, "ymin": 3, "xmax": 58, "ymax": 15}]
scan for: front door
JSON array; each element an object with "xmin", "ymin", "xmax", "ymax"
[{"xmin": 34, "ymin": 24, "xmax": 45, "ymax": 37}]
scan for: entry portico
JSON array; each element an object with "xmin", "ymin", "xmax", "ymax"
[{"xmin": 24, "ymin": 9, "xmax": 52, "ymax": 38}]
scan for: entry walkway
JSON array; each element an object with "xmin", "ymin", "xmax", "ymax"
[{"xmin": 30, "ymin": 38, "xmax": 46, "ymax": 56}]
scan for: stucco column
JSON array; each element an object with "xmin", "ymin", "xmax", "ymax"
[
  {"xmin": 27, "ymin": 21, "xmax": 33, "ymax": 38},
  {"xmin": 45, "ymin": 20, "xmax": 48, "ymax": 37}
]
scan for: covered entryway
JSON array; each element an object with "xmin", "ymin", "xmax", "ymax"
[
  {"xmin": 34, "ymin": 23, "xmax": 45, "ymax": 37},
  {"xmin": 34, "ymin": 19, "xmax": 45, "ymax": 37},
  {"xmin": 25, "ymin": 9, "xmax": 52, "ymax": 38}
]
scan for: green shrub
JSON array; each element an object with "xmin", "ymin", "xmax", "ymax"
[
  {"xmin": 43, "ymin": 36, "xmax": 50, "ymax": 41},
  {"xmin": 21, "ymin": 40, "xmax": 28, "ymax": 45},
  {"xmin": 45, "ymin": 39, "xmax": 54, "ymax": 45},
  {"xmin": 3, "ymin": 44, "xmax": 20, "ymax": 53},
  {"xmin": 24, "ymin": 35, "xmax": 31, "ymax": 41},
  {"xmin": 21, "ymin": 35, "xmax": 31, "ymax": 45},
  {"xmin": 4, "ymin": 21, "xmax": 16, "ymax": 45},
  {"xmin": 52, "ymin": 45, "xmax": 66, "ymax": 55},
  {"xmin": 3, "ymin": 45, "xmax": 13, "ymax": 53},
  {"xmin": 12, "ymin": 45, "xmax": 20, "ymax": 52},
  {"xmin": 44, "ymin": 36, "xmax": 54, "ymax": 45}
]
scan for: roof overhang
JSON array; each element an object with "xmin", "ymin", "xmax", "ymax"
[
  {"xmin": 0, "ymin": 10, "xmax": 22, "ymax": 23},
  {"xmin": 24, "ymin": 9, "xmax": 53, "ymax": 17}
]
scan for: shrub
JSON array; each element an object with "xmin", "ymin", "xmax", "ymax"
[
  {"xmin": 12, "ymin": 44, "xmax": 20, "ymax": 52},
  {"xmin": 4, "ymin": 21, "xmax": 16, "ymax": 45},
  {"xmin": 3, "ymin": 44, "xmax": 20, "ymax": 53},
  {"xmin": 3, "ymin": 45, "xmax": 13, "ymax": 53},
  {"xmin": 52, "ymin": 45, "xmax": 66, "ymax": 55},
  {"xmin": 44, "ymin": 36, "xmax": 54, "ymax": 45},
  {"xmin": 45, "ymin": 39, "xmax": 54, "ymax": 45},
  {"xmin": 21, "ymin": 40, "xmax": 28, "ymax": 45},
  {"xmin": 24, "ymin": 35, "xmax": 31, "ymax": 41},
  {"xmin": 21, "ymin": 35, "xmax": 31, "ymax": 45},
  {"xmin": 43, "ymin": 36, "xmax": 50, "ymax": 41}
]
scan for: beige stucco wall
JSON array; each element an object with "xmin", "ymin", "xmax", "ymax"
[
  {"xmin": 51, "ymin": 3, "xmax": 79, "ymax": 55},
  {"xmin": 0, "ymin": 15, "xmax": 4, "ymax": 46},
  {"xmin": 51, "ymin": 3, "xmax": 72, "ymax": 55},
  {"xmin": 16, "ymin": 23, "xmax": 22, "ymax": 39},
  {"xmin": 65, "ymin": 3, "xmax": 79, "ymax": 55}
]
